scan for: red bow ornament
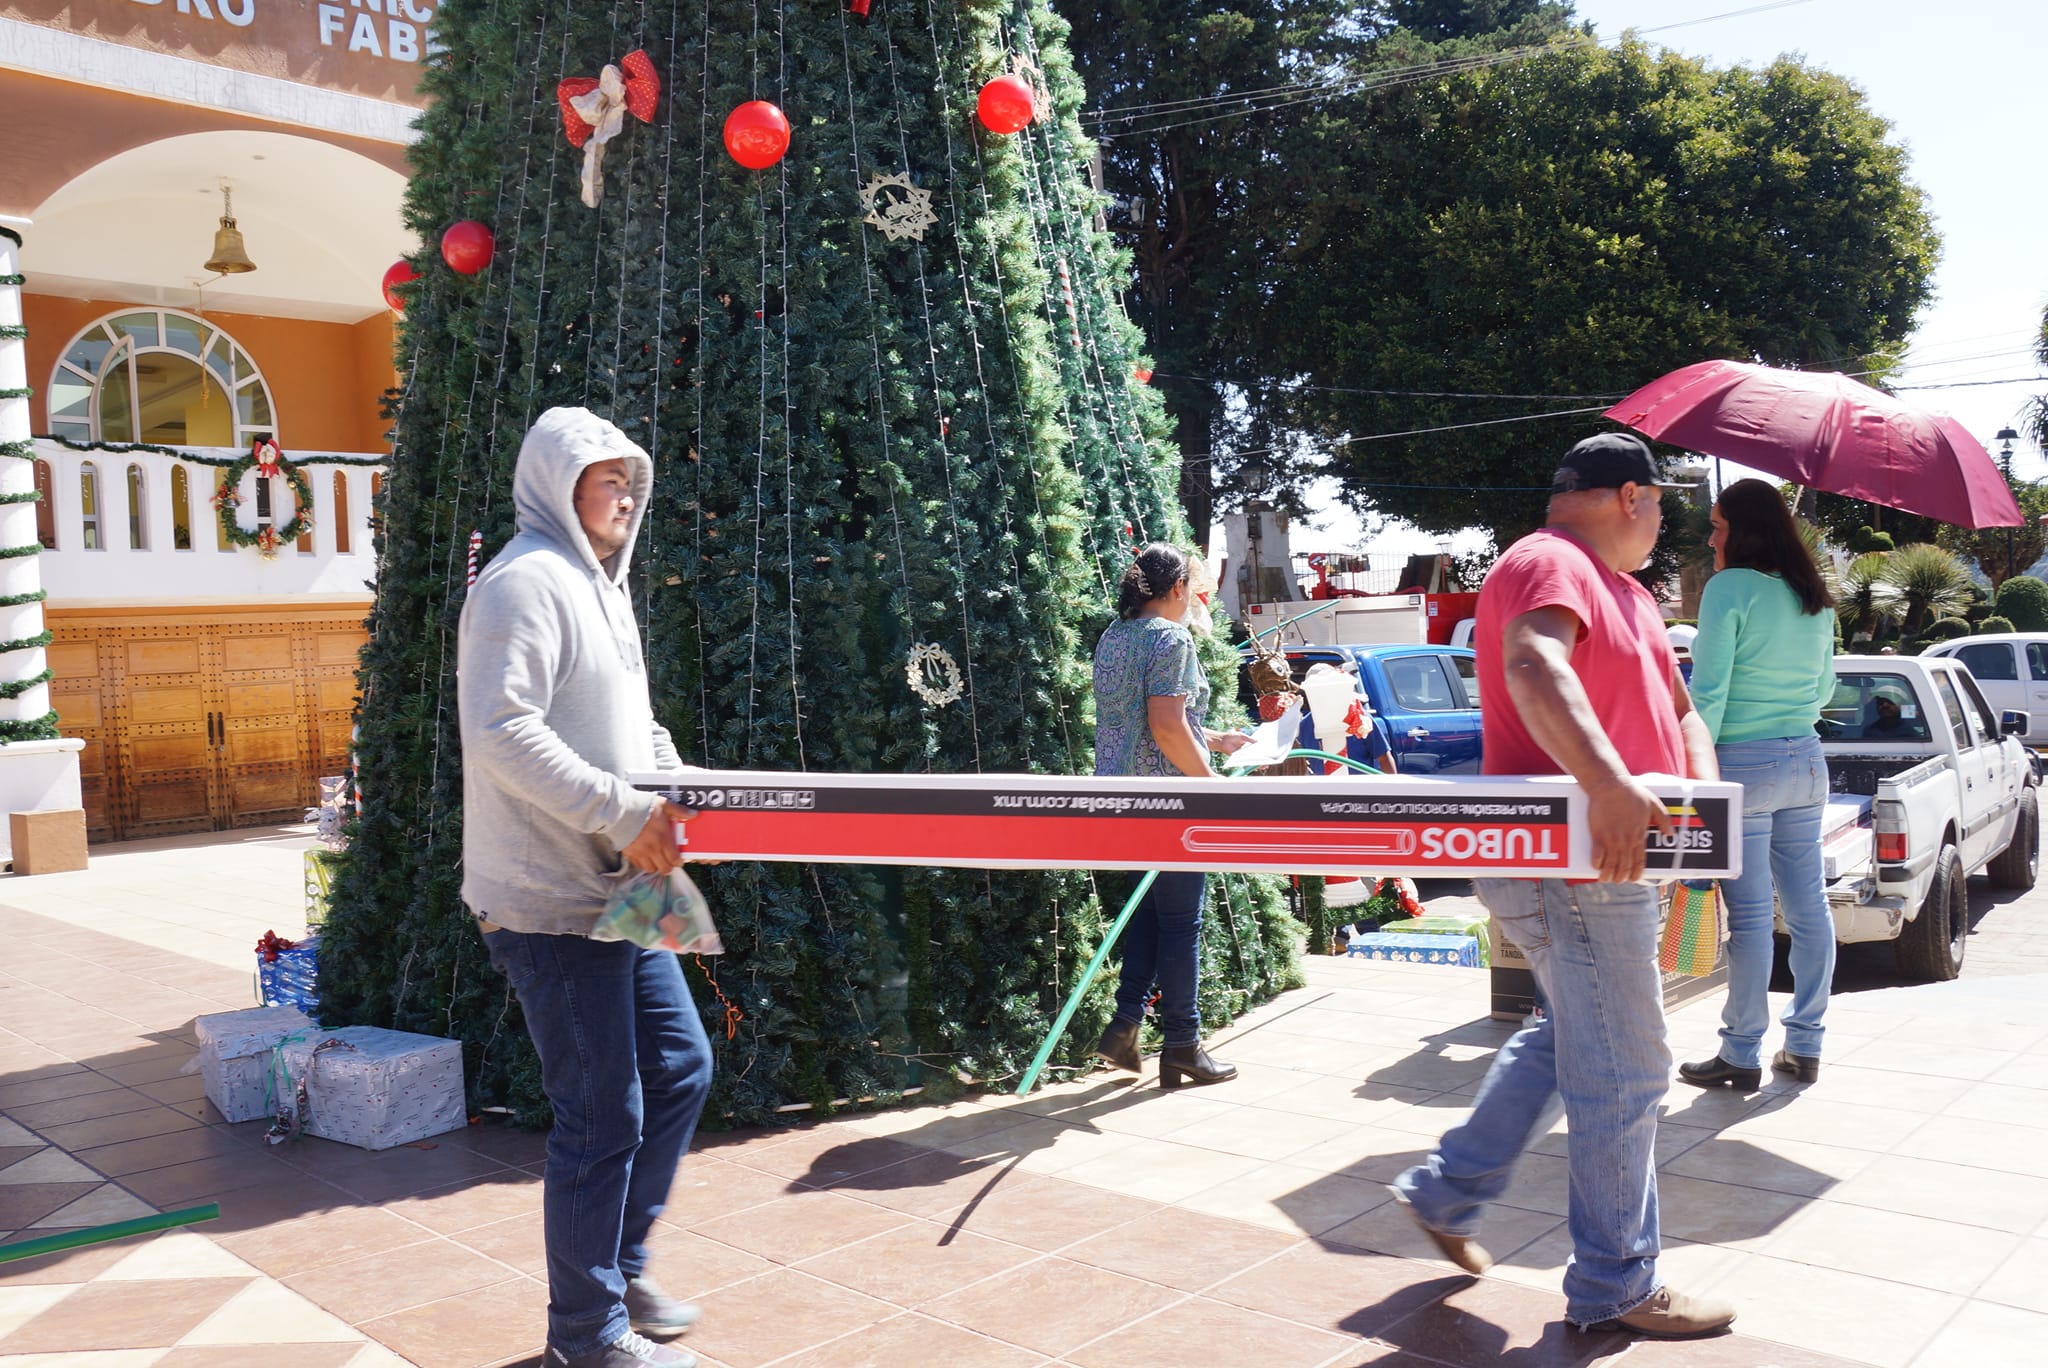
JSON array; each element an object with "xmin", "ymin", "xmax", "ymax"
[
  {"xmin": 557, "ymin": 50, "xmax": 660, "ymax": 208},
  {"xmin": 252, "ymin": 437, "xmax": 283, "ymax": 478}
]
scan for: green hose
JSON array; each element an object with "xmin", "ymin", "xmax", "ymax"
[
  {"xmin": 1013, "ymin": 746, "xmax": 1384, "ymax": 1093},
  {"xmin": 0, "ymin": 1203, "xmax": 221, "ymax": 1264}
]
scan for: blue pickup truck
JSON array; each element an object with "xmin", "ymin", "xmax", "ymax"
[{"xmin": 1245, "ymin": 643, "xmax": 1484, "ymax": 774}]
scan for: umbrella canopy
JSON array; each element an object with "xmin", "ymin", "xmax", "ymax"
[{"xmin": 1605, "ymin": 360, "xmax": 2021, "ymax": 529}]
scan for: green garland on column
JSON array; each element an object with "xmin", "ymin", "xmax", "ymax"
[{"xmin": 0, "ymin": 233, "xmax": 60, "ymax": 743}]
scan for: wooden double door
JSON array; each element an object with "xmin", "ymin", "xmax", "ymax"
[{"xmin": 48, "ymin": 605, "xmax": 368, "ymax": 843}]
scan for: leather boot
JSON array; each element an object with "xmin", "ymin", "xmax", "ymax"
[
  {"xmin": 1677, "ymin": 1055, "xmax": 1761, "ymax": 1092},
  {"xmin": 1160, "ymin": 1041, "xmax": 1236, "ymax": 1089},
  {"xmin": 1095, "ymin": 1018, "xmax": 1141, "ymax": 1072}
]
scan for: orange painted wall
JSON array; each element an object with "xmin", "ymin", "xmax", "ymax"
[{"xmin": 23, "ymin": 294, "xmax": 396, "ymax": 453}]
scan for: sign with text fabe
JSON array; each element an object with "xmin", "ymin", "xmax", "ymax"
[
  {"xmin": 629, "ymin": 770, "xmax": 1740, "ymax": 881},
  {"xmin": 8, "ymin": 0, "xmax": 440, "ymax": 106}
]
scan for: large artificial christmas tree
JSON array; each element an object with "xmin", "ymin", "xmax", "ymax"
[{"xmin": 320, "ymin": 0, "xmax": 1301, "ymax": 1126}]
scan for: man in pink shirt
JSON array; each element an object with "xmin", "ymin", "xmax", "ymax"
[{"xmin": 1392, "ymin": 433, "xmax": 1735, "ymax": 1340}]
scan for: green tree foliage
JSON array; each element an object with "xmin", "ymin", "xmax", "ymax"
[
  {"xmin": 1816, "ymin": 500, "xmax": 1938, "ymax": 554},
  {"xmin": 1268, "ymin": 39, "xmax": 1937, "ymax": 546},
  {"xmin": 1881, "ymin": 543, "xmax": 1973, "ymax": 634},
  {"xmin": 1836, "ymin": 552, "xmax": 1903, "ymax": 645},
  {"xmin": 1938, "ymin": 480, "xmax": 2048, "ymax": 589},
  {"xmin": 2029, "ymin": 308, "xmax": 2048, "ymax": 453},
  {"xmin": 1922, "ymin": 616, "xmax": 1971, "ymax": 644},
  {"xmin": 1059, "ymin": 0, "xmax": 1573, "ymax": 540},
  {"xmin": 1979, "ymin": 615, "xmax": 2015, "ymax": 635},
  {"xmin": 321, "ymin": 0, "xmax": 1298, "ymax": 1125},
  {"xmin": 1995, "ymin": 576, "xmax": 2048, "ymax": 632}
]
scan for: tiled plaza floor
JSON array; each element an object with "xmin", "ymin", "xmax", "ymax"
[{"xmin": 2, "ymin": 828, "xmax": 2047, "ymax": 1366}]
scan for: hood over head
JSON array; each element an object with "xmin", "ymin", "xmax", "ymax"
[{"xmin": 512, "ymin": 407, "xmax": 654, "ymax": 584}]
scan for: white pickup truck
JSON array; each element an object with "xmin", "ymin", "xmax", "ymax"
[{"xmin": 1812, "ymin": 655, "xmax": 2037, "ymax": 980}]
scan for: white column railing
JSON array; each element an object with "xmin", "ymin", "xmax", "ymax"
[{"xmin": 31, "ymin": 440, "xmax": 386, "ymax": 602}]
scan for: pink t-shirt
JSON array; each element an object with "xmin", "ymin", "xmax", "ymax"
[{"xmin": 1477, "ymin": 529, "xmax": 1683, "ymax": 777}]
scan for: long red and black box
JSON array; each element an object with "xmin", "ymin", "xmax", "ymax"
[{"xmin": 630, "ymin": 770, "xmax": 1741, "ymax": 881}]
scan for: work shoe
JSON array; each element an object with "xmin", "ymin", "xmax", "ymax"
[
  {"xmin": 1771, "ymin": 1049, "xmax": 1821, "ymax": 1083},
  {"xmin": 1095, "ymin": 1018, "xmax": 1142, "ymax": 1072},
  {"xmin": 624, "ymin": 1275, "xmax": 701, "ymax": 1337},
  {"xmin": 1391, "ymin": 1189, "xmax": 1492, "ymax": 1274},
  {"xmin": 1677, "ymin": 1055, "xmax": 1762, "ymax": 1092},
  {"xmin": 545, "ymin": 1329, "xmax": 696, "ymax": 1367},
  {"xmin": 1579, "ymin": 1286, "xmax": 1736, "ymax": 1339}
]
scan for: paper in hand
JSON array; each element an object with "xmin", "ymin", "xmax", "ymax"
[{"xmin": 1228, "ymin": 697, "xmax": 1302, "ymax": 770}]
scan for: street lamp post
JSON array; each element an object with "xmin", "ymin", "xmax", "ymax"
[{"xmin": 2007, "ymin": 423, "xmax": 2023, "ymax": 581}]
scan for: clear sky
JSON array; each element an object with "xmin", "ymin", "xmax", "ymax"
[{"xmin": 1248, "ymin": 0, "xmax": 2047, "ymax": 566}]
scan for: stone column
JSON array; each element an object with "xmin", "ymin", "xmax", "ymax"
[
  {"xmin": 0, "ymin": 220, "xmax": 54, "ymax": 737},
  {"xmin": 0, "ymin": 217, "xmax": 87, "ymax": 867}
]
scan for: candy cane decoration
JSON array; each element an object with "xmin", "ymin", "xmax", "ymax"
[
  {"xmin": 465, "ymin": 530, "xmax": 482, "ymax": 588},
  {"xmin": 1055, "ymin": 258, "xmax": 1081, "ymax": 348}
]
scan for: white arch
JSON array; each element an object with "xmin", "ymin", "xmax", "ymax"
[
  {"xmin": 46, "ymin": 307, "xmax": 279, "ymax": 449},
  {"xmin": 24, "ymin": 130, "xmax": 413, "ymax": 324}
]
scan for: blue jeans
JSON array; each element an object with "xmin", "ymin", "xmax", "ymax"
[
  {"xmin": 1714, "ymin": 734, "xmax": 1833, "ymax": 1067},
  {"xmin": 1394, "ymin": 878, "xmax": 1668, "ymax": 1326},
  {"xmin": 482, "ymin": 928, "xmax": 713, "ymax": 1356},
  {"xmin": 1111, "ymin": 870, "xmax": 1206, "ymax": 1047}
]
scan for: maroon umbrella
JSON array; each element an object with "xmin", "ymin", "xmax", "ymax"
[{"xmin": 1604, "ymin": 359, "xmax": 2021, "ymax": 528}]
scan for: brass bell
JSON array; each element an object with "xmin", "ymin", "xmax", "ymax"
[{"xmin": 204, "ymin": 183, "xmax": 256, "ymax": 275}]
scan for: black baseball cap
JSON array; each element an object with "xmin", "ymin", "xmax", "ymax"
[{"xmin": 1550, "ymin": 433, "xmax": 1698, "ymax": 495}]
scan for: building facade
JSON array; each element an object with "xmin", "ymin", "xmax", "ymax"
[{"xmin": 1, "ymin": 0, "xmax": 417, "ymax": 842}]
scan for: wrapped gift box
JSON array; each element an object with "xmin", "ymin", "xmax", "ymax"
[
  {"xmin": 277, "ymin": 1025, "xmax": 466, "ymax": 1151},
  {"xmin": 194, "ymin": 1005, "xmax": 317, "ymax": 1123},
  {"xmin": 1345, "ymin": 931, "xmax": 1482, "ymax": 967},
  {"xmin": 257, "ymin": 934, "xmax": 320, "ymax": 1016},
  {"xmin": 303, "ymin": 850, "xmax": 339, "ymax": 928},
  {"xmin": 1399, "ymin": 914, "xmax": 1492, "ymax": 966}
]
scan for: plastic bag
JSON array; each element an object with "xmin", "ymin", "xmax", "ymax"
[
  {"xmin": 1659, "ymin": 879, "xmax": 1722, "ymax": 976},
  {"xmin": 592, "ymin": 867, "xmax": 724, "ymax": 954}
]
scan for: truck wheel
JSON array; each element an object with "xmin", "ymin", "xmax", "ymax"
[
  {"xmin": 1896, "ymin": 844, "xmax": 1967, "ymax": 982},
  {"xmin": 1987, "ymin": 788, "xmax": 2039, "ymax": 891}
]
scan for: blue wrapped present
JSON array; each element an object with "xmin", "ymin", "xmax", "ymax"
[
  {"xmin": 256, "ymin": 933, "xmax": 321, "ymax": 1015},
  {"xmin": 1344, "ymin": 931, "xmax": 1481, "ymax": 967}
]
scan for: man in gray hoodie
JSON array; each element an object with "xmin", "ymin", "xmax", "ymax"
[{"xmin": 459, "ymin": 407, "xmax": 710, "ymax": 1368}]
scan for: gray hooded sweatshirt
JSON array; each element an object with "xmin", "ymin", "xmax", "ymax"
[{"xmin": 457, "ymin": 407, "xmax": 683, "ymax": 935}]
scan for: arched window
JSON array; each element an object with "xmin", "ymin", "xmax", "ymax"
[
  {"xmin": 32, "ymin": 459, "xmax": 55, "ymax": 550},
  {"xmin": 79, "ymin": 461, "xmax": 102, "ymax": 550},
  {"xmin": 332, "ymin": 471, "xmax": 352, "ymax": 554},
  {"xmin": 126, "ymin": 464, "xmax": 147, "ymax": 550},
  {"xmin": 170, "ymin": 464, "xmax": 193, "ymax": 551},
  {"xmin": 47, "ymin": 310, "xmax": 275, "ymax": 448}
]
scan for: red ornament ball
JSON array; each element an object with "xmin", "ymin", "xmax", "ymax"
[
  {"xmin": 723, "ymin": 101, "xmax": 791, "ymax": 170},
  {"xmin": 977, "ymin": 74, "xmax": 1037, "ymax": 134},
  {"xmin": 440, "ymin": 220, "xmax": 495, "ymax": 275},
  {"xmin": 381, "ymin": 260, "xmax": 418, "ymax": 312}
]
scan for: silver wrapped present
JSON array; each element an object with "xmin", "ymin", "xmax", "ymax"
[
  {"xmin": 194, "ymin": 1006, "xmax": 316, "ymax": 1123},
  {"xmin": 277, "ymin": 1025, "xmax": 466, "ymax": 1151}
]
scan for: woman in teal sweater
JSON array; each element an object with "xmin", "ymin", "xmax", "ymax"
[{"xmin": 1679, "ymin": 480, "xmax": 1838, "ymax": 1091}]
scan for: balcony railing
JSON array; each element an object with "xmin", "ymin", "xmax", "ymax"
[{"xmin": 31, "ymin": 440, "xmax": 384, "ymax": 603}]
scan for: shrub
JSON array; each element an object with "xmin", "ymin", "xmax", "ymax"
[
  {"xmin": 1994, "ymin": 576, "xmax": 2048, "ymax": 631},
  {"xmin": 1850, "ymin": 526, "xmax": 1896, "ymax": 554},
  {"xmin": 1979, "ymin": 615, "xmax": 2016, "ymax": 635},
  {"xmin": 1922, "ymin": 617, "xmax": 1972, "ymax": 643}
]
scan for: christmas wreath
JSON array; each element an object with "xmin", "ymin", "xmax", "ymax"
[{"xmin": 214, "ymin": 438, "xmax": 313, "ymax": 559}]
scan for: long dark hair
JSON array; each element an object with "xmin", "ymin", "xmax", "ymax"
[
  {"xmin": 1116, "ymin": 542, "xmax": 1189, "ymax": 620},
  {"xmin": 1717, "ymin": 479, "xmax": 1834, "ymax": 615}
]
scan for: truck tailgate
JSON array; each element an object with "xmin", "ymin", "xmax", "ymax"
[{"xmin": 1821, "ymin": 794, "xmax": 1873, "ymax": 881}]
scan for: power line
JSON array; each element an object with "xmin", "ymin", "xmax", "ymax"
[
  {"xmin": 1150, "ymin": 372, "xmax": 1625, "ymax": 401},
  {"xmin": 1176, "ymin": 403, "xmax": 1607, "ymax": 466},
  {"xmin": 1893, "ymin": 376, "xmax": 2048, "ymax": 391},
  {"xmin": 1078, "ymin": 0, "xmax": 1819, "ymax": 139}
]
